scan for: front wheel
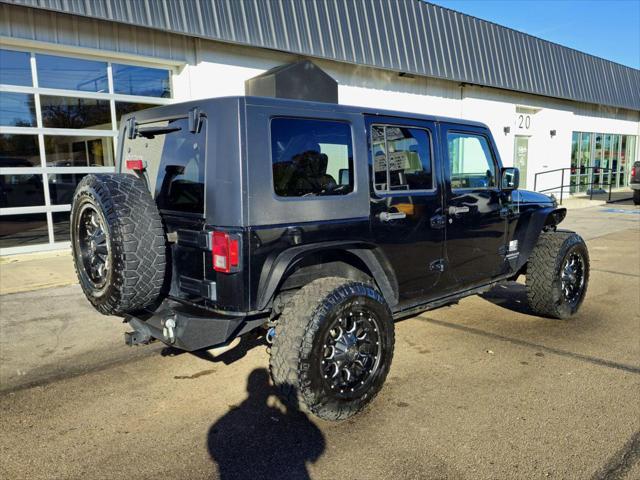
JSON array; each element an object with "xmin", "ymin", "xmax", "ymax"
[
  {"xmin": 526, "ymin": 231, "xmax": 589, "ymax": 319},
  {"xmin": 269, "ymin": 277, "xmax": 395, "ymax": 421}
]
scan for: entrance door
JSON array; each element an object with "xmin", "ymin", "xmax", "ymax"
[
  {"xmin": 440, "ymin": 124, "xmax": 508, "ymax": 292},
  {"xmin": 366, "ymin": 116, "xmax": 445, "ymax": 305},
  {"xmin": 513, "ymin": 136, "xmax": 529, "ymax": 189}
]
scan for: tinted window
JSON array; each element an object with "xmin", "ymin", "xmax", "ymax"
[
  {"xmin": 0, "ymin": 213, "xmax": 48, "ymax": 248},
  {"xmin": 372, "ymin": 125, "xmax": 433, "ymax": 191},
  {"xmin": 447, "ymin": 133, "xmax": 497, "ymax": 189},
  {"xmin": 0, "ymin": 92, "xmax": 36, "ymax": 127},
  {"xmin": 36, "ymin": 54, "xmax": 108, "ymax": 92},
  {"xmin": 112, "ymin": 64, "xmax": 171, "ymax": 98},
  {"xmin": 40, "ymin": 95, "xmax": 111, "ymax": 130},
  {"xmin": 115, "ymin": 102, "xmax": 157, "ymax": 126},
  {"xmin": 44, "ymin": 136, "xmax": 114, "ymax": 167},
  {"xmin": 48, "ymin": 173, "xmax": 88, "ymax": 205},
  {"xmin": 0, "ymin": 134, "xmax": 40, "ymax": 167},
  {"xmin": 0, "ymin": 49, "xmax": 32, "ymax": 86},
  {"xmin": 271, "ymin": 118, "xmax": 353, "ymax": 197},
  {"xmin": 52, "ymin": 211, "xmax": 71, "ymax": 243},
  {"xmin": 0, "ymin": 174, "xmax": 45, "ymax": 208},
  {"xmin": 123, "ymin": 117, "xmax": 205, "ymax": 213}
]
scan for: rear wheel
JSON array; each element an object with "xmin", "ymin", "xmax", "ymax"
[
  {"xmin": 633, "ymin": 189, "xmax": 640, "ymax": 205},
  {"xmin": 71, "ymin": 173, "xmax": 167, "ymax": 315},
  {"xmin": 269, "ymin": 277, "xmax": 394, "ymax": 421},
  {"xmin": 526, "ymin": 231, "xmax": 589, "ymax": 319}
]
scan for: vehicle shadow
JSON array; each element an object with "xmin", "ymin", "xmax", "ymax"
[
  {"xmin": 480, "ymin": 281, "xmax": 535, "ymax": 316},
  {"xmin": 160, "ymin": 330, "xmax": 266, "ymax": 365},
  {"xmin": 207, "ymin": 368, "xmax": 325, "ymax": 480}
]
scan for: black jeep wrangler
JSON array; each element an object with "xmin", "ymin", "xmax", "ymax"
[{"xmin": 70, "ymin": 96, "xmax": 589, "ymax": 421}]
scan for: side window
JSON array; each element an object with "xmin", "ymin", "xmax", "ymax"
[
  {"xmin": 271, "ymin": 117, "xmax": 353, "ymax": 197},
  {"xmin": 371, "ymin": 125, "xmax": 433, "ymax": 192},
  {"xmin": 447, "ymin": 132, "xmax": 497, "ymax": 189}
]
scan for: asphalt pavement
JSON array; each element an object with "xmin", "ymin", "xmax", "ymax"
[{"xmin": 0, "ymin": 203, "xmax": 638, "ymax": 479}]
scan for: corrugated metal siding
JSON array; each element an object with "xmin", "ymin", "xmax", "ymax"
[
  {"xmin": 2, "ymin": 0, "xmax": 639, "ymax": 110},
  {"xmin": 0, "ymin": 2, "xmax": 193, "ymax": 63}
]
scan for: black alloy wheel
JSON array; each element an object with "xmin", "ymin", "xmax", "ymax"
[
  {"xmin": 77, "ymin": 205, "xmax": 111, "ymax": 289},
  {"xmin": 560, "ymin": 251, "xmax": 586, "ymax": 307},
  {"xmin": 320, "ymin": 308, "xmax": 382, "ymax": 397},
  {"xmin": 270, "ymin": 277, "xmax": 395, "ymax": 421}
]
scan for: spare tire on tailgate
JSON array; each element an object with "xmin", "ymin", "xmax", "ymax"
[{"xmin": 70, "ymin": 173, "xmax": 167, "ymax": 315}]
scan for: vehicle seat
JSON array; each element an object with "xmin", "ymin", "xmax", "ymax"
[{"xmin": 290, "ymin": 150, "xmax": 337, "ymax": 195}]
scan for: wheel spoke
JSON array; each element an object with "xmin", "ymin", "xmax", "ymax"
[{"xmin": 321, "ymin": 307, "xmax": 382, "ymax": 393}]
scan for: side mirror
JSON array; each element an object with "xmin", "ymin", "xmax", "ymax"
[{"xmin": 501, "ymin": 167, "xmax": 520, "ymax": 191}]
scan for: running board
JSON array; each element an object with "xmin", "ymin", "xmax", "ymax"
[{"xmin": 391, "ymin": 277, "xmax": 510, "ymax": 321}]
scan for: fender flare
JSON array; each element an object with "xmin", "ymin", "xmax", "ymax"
[
  {"xmin": 513, "ymin": 206, "xmax": 567, "ymax": 271},
  {"xmin": 255, "ymin": 241, "xmax": 399, "ymax": 310}
]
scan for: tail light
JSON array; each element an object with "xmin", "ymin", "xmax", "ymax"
[
  {"xmin": 632, "ymin": 166, "xmax": 637, "ymax": 177},
  {"xmin": 211, "ymin": 231, "xmax": 240, "ymax": 273},
  {"xmin": 126, "ymin": 159, "xmax": 145, "ymax": 171}
]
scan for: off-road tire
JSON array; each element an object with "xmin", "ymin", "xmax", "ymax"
[
  {"xmin": 71, "ymin": 173, "xmax": 167, "ymax": 315},
  {"xmin": 633, "ymin": 189, "xmax": 640, "ymax": 205},
  {"xmin": 269, "ymin": 277, "xmax": 394, "ymax": 421},
  {"xmin": 526, "ymin": 231, "xmax": 589, "ymax": 319}
]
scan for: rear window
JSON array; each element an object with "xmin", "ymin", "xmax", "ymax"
[
  {"xmin": 271, "ymin": 117, "xmax": 353, "ymax": 197},
  {"xmin": 123, "ymin": 117, "xmax": 206, "ymax": 213}
]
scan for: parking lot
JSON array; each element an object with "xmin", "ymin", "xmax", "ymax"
[{"xmin": 1, "ymin": 203, "xmax": 639, "ymax": 480}]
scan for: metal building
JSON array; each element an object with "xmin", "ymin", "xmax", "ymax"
[{"xmin": 1, "ymin": 0, "xmax": 639, "ymax": 254}]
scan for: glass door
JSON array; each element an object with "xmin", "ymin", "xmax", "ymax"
[
  {"xmin": 579, "ymin": 133, "xmax": 591, "ymax": 192},
  {"xmin": 592, "ymin": 134, "xmax": 603, "ymax": 191},
  {"xmin": 513, "ymin": 136, "xmax": 529, "ymax": 189},
  {"xmin": 610, "ymin": 134, "xmax": 620, "ymax": 188}
]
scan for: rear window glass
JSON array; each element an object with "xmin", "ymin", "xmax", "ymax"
[
  {"xmin": 123, "ymin": 117, "xmax": 205, "ymax": 213},
  {"xmin": 271, "ymin": 117, "xmax": 353, "ymax": 197}
]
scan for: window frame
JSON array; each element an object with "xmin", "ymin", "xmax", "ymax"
[
  {"xmin": 446, "ymin": 130, "xmax": 500, "ymax": 192},
  {"xmin": 0, "ymin": 45, "xmax": 175, "ymax": 254},
  {"xmin": 370, "ymin": 123, "xmax": 436, "ymax": 195},
  {"xmin": 269, "ymin": 116, "xmax": 356, "ymax": 201}
]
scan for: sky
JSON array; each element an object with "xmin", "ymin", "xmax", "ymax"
[{"xmin": 429, "ymin": 0, "xmax": 640, "ymax": 69}]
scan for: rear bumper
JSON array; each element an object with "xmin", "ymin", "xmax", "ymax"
[
  {"xmin": 124, "ymin": 299, "xmax": 265, "ymax": 351},
  {"xmin": 630, "ymin": 182, "xmax": 640, "ymax": 190}
]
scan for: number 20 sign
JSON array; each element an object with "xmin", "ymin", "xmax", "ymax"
[{"xmin": 516, "ymin": 114, "xmax": 531, "ymax": 130}]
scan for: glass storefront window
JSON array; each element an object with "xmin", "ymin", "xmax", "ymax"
[
  {"xmin": 0, "ymin": 213, "xmax": 49, "ymax": 248},
  {"xmin": 570, "ymin": 131, "xmax": 637, "ymax": 193},
  {"xmin": 1, "ymin": 49, "xmax": 170, "ymax": 252},
  {"xmin": 48, "ymin": 173, "xmax": 88, "ymax": 205},
  {"xmin": 51, "ymin": 211, "xmax": 71, "ymax": 243},
  {"xmin": 40, "ymin": 95, "xmax": 112, "ymax": 130},
  {"xmin": 115, "ymin": 102, "xmax": 157, "ymax": 125},
  {"xmin": 0, "ymin": 174, "xmax": 45, "ymax": 208},
  {"xmin": 44, "ymin": 136, "xmax": 114, "ymax": 167},
  {"xmin": 112, "ymin": 64, "xmax": 170, "ymax": 98},
  {"xmin": 36, "ymin": 54, "xmax": 108, "ymax": 92},
  {"xmin": 0, "ymin": 49, "xmax": 32, "ymax": 86},
  {"xmin": 0, "ymin": 92, "xmax": 37, "ymax": 127},
  {"xmin": 0, "ymin": 134, "xmax": 40, "ymax": 167}
]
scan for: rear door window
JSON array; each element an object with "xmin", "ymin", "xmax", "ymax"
[
  {"xmin": 371, "ymin": 125, "xmax": 433, "ymax": 192},
  {"xmin": 271, "ymin": 117, "xmax": 353, "ymax": 197},
  {"xmin": 123, "ymin": 117, "xmax": 206, "ymax": 213}
]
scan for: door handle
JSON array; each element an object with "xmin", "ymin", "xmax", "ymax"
[
  {"xmin": 448, "ymin": 206, "xmax": 470, "ymax": 215},
  {"xmin": 379, "ymin": 211, "xmax": 406, "ymax": 222}
]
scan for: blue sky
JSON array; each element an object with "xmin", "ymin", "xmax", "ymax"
[{"xmin": 429, "ymin": 0, "xmax": 640, "ymax": 69}]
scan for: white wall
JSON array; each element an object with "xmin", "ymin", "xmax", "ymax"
[{"xmin": 174, "ymin": 39, "xmax": 640, "ymax": 195}]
